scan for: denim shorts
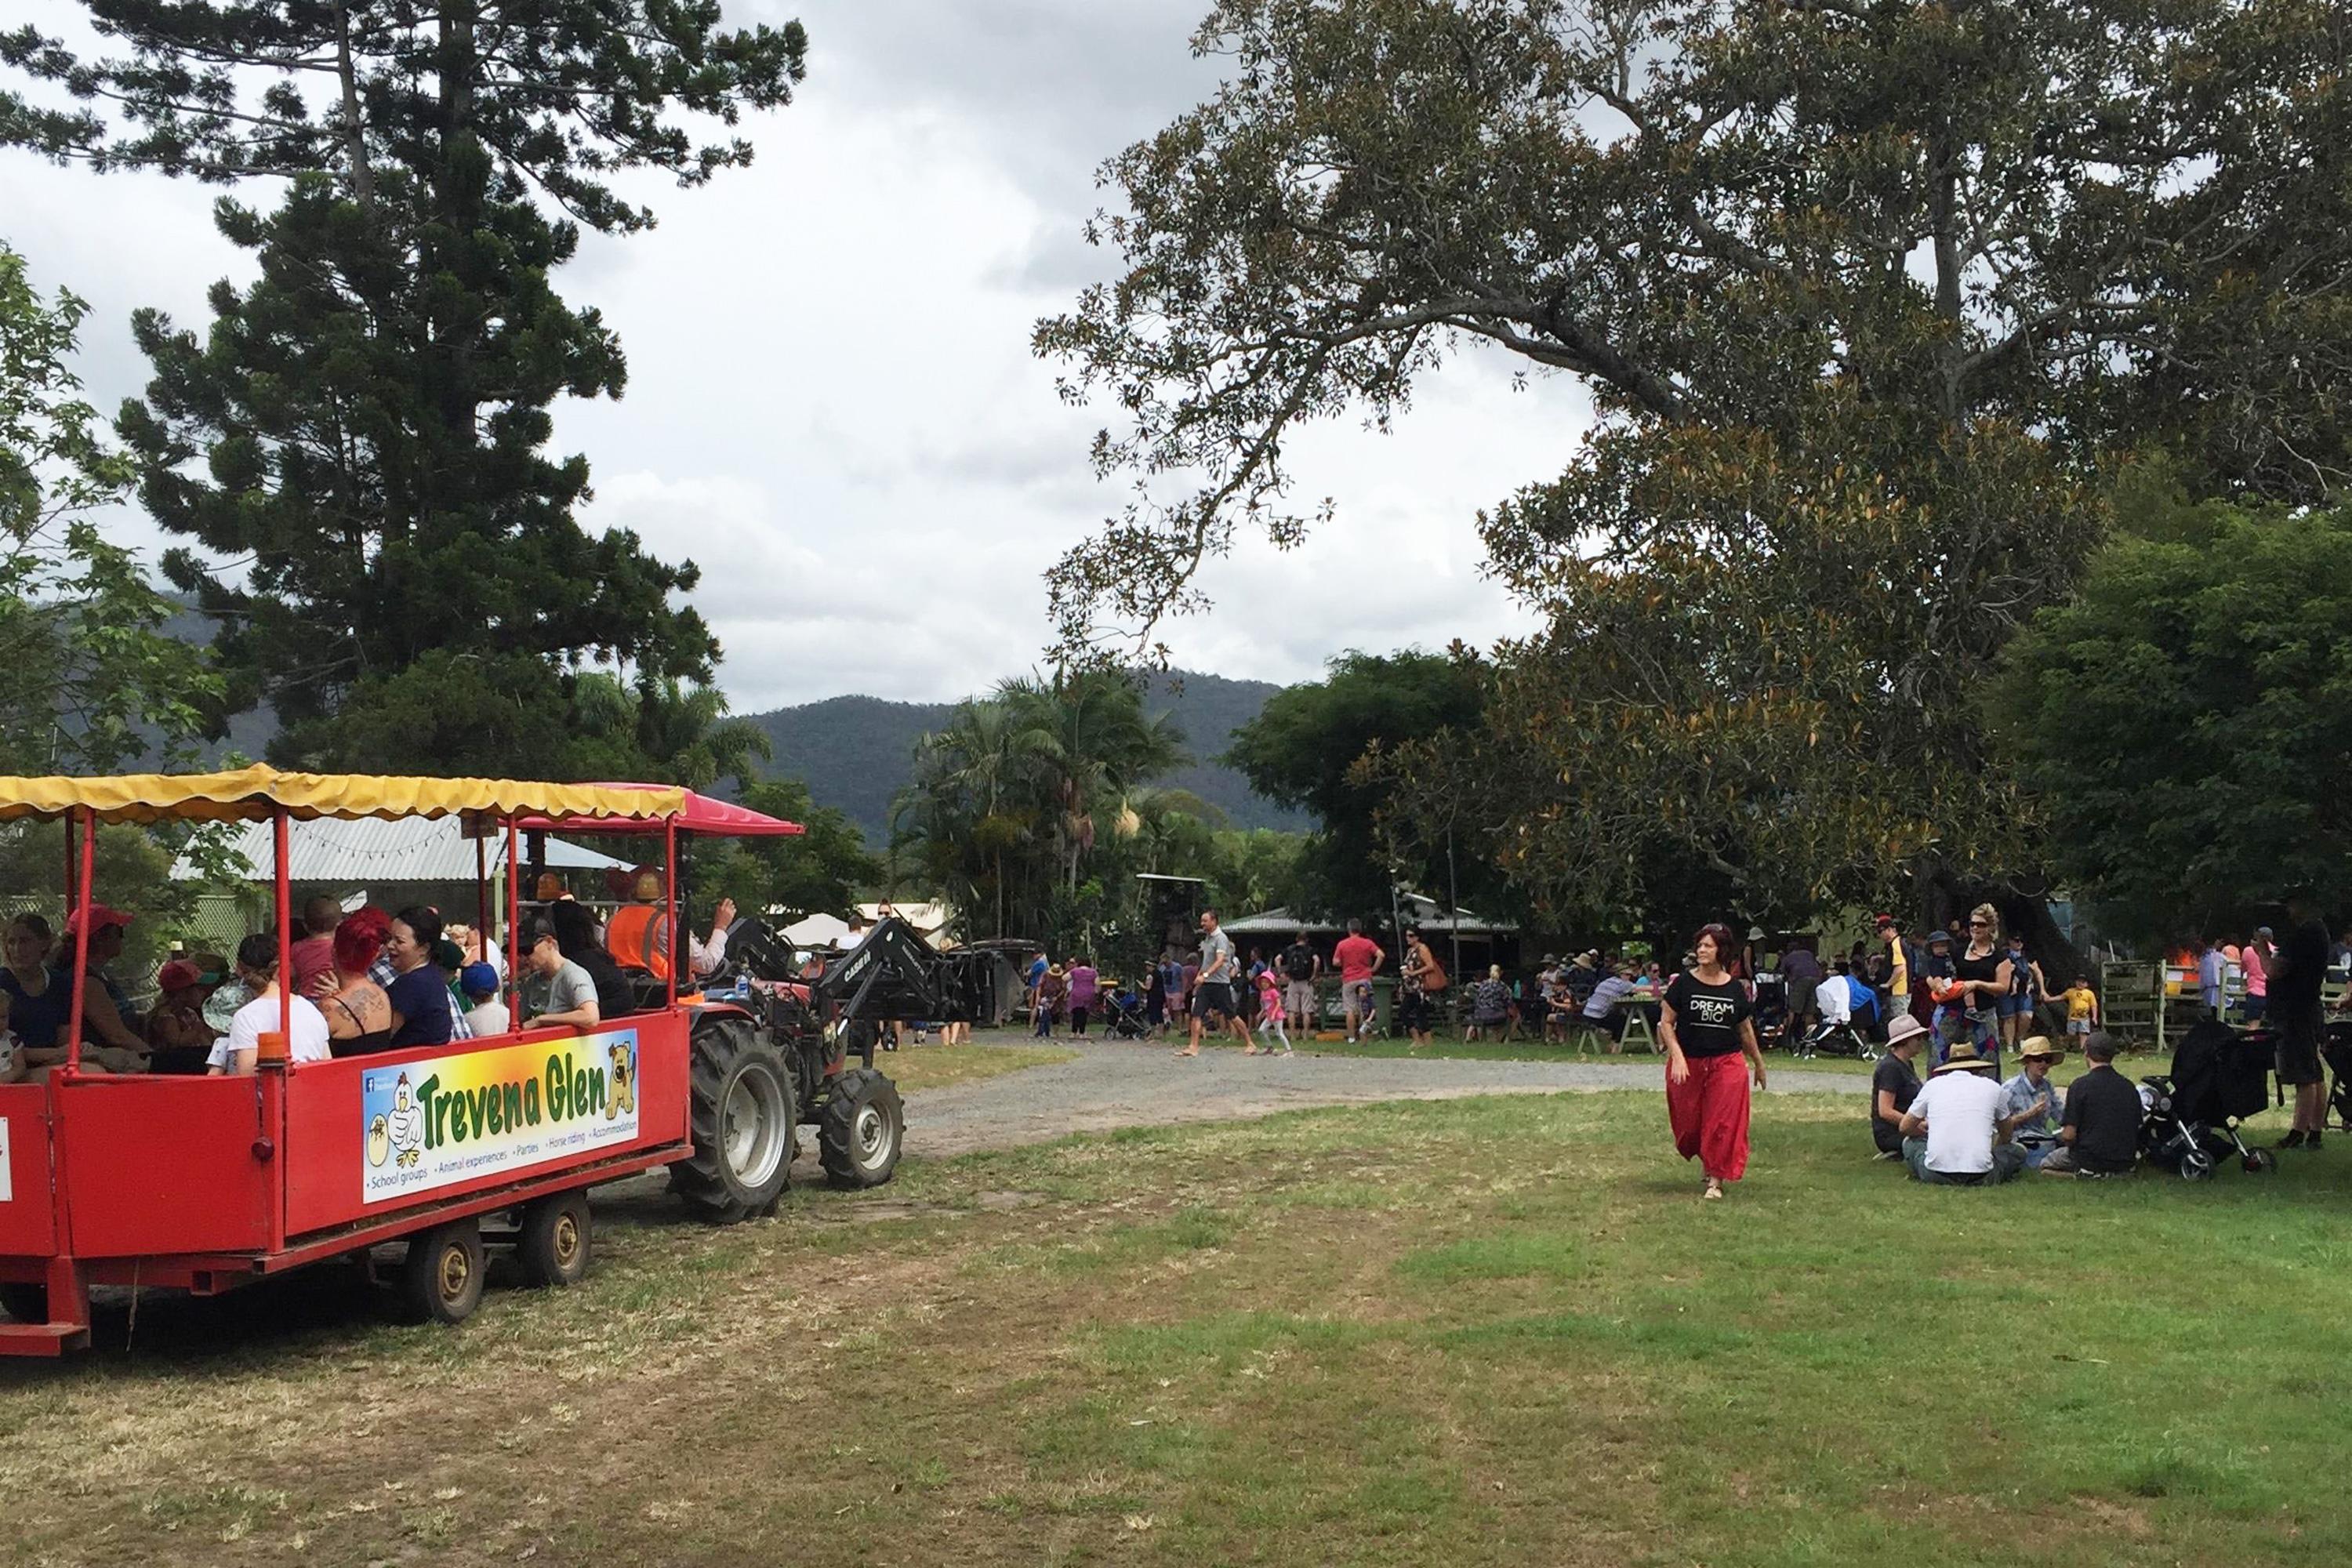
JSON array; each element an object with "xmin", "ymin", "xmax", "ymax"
[{"xmin": 1996, "ymin": 995, "xmax": 2031, "ymax": 1018}]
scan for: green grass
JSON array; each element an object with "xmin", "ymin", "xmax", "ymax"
[
  {"xmin": 883, "ymin": 1040, "xmax": 1078, "ymax": 1092},
  {"xmin": 6, "ymin": 1090, "xmax": 2350, "ymax": 1566}
]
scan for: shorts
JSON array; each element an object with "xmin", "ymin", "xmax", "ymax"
[
  {"xmin": 2274, "ymin": 1004, "xmax": 2323, "ymax": 1087},
  {"xmin": 1997, "ymin": 995, "xmax": 2031, "ymax": 1018},
  {"xmin": 2066, "ymin": 1018, "xmax": 2092, "ymax": 1037},
  {"xmin": 2242, "ymin": 995, "xmax": 2266, "ymax": 1023},
  {"xmin": 1190, "ymin": 981, "xmax": 1235, "ymax": 1020},
  {"xmin": 1284, "ymin": 979, "xmax": 1316, "ymax": 1016},
  {"xmin": 1787, "ymin": 975, "xmax": 1818, "ymax": 1018}
]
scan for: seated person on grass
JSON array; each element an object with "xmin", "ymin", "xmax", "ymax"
[
  {"xmin": 1899, "ymin": 1042, "xmax": 2027, "ymax": 1185},
  {"xmin": 517, "ymin": 918, "xmax": 601, "ymax": 1032},
  {"xmin": 1996, "ymin": 1036, "xmax": 2066, "ymax": 1167},
  {"xmin": 1869, "ymin": 1014, "xmax": 1929, "ymax": 1159},
  {"xmin": 2038, "ymin": 1030, "xmax": 2140, "ymax": 1178}
]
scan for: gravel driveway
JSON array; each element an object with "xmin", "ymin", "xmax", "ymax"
[{"xmin": 903, "ymin": 1036, "xmax": 1866, "ymax": 1156}]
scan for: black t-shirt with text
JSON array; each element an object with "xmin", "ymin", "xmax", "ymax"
[
  {"xmin": 1869, "ymin": 1053, "xmax": 1922, "ymax": 1152},
  {"xmin": 1663, "ymin": 973, "xmax": 1752, "ymax": 1058},
  {"xmin": 2063, "ymin": 1064, "xmax": 2143, "ymax": 1174}
]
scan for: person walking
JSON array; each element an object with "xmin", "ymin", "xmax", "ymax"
[
  {"xmin": 1660, "ymin": 923, "xmax": 1768, "ymax": 1200},
  {"xmin": 1331, "ymin": 918, "xmax": 1385, "ymax": 1042},
  {"xmin": 1181, "ymin": 909, "xmax": 1253, "ymax": 1058},
  {"xmin": 1252, "ymin": 966, "xmax": 1292, "ymax": 1055},
  {"xmin": 1033, "ymin": 962, "xmax": 1065, "ymax": 1039}
]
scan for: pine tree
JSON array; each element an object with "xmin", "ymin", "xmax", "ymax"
[{"xmin": 2, "ymin": 3, "xmax": 808, "ymax": 771}]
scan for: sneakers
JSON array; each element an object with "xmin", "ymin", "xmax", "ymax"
[{"xmin": 1872, "ymin": 1149, "xmax": 1902, "ymax": 1162}]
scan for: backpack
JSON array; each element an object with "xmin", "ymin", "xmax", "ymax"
[{"xmin": 1282, "ymin": 943, "xmax": 1316, "ymax": 981}]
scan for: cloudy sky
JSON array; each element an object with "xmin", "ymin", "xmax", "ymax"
[{"xmin": 4, "ymin": 1, "xmax": 1580, "ymax": 713}]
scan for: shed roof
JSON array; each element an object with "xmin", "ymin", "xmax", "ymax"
[{"xmin": 172, "ymin": 815, "xmax": 630, "ymax": 884}]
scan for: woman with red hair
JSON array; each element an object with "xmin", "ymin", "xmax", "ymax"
[
  {"xmin": 315, "ymin": 906, "xmax": 394, "ymax": 1056},
  {"xmin": 1660, "ymin": 923, "xmax": 1768, "ymax": 1200}
]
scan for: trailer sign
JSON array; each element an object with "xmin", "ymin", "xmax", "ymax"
[{"xmin": 361, "ymin": 1030, "xmax": 641, "ymax": 1204}]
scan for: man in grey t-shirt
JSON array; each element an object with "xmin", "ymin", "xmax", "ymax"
[
  {"xmin": 1179, "ymin": 909, "xmax": 1253, "ymax": 1058},
  {"xmin": 517, "ymin": 918, "xmax": 601, "ymax": 1030}
]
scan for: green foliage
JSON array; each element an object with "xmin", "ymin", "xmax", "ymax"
[
  {"xmin": 0, "ymin": 818, "xmax": 198, "ymax": 980},
  {"xmin": 0, "ymin": 241, "xmax": 218, "ymax": 773},
  {"xmin": 1225, "ymin": 650, "xmax": 1490, "ymax": 918},
  {"xmin": 3, "ymin": 4, "xmax": 809, "ymax": 775},
  {"xmin": 895, "ymin": 670, "xmax": 1198, "ymax": 947},
  {"xmin": 692, "ymin": 776, "xmax": 879, "ymax": 924},
  {"xmin": 1038, "ymin": 0, "xmax": 2352, "ymax": 930},
  {"xmin": 1989, "ymin": 491, "xmax": 2352, "ymax": 940}
]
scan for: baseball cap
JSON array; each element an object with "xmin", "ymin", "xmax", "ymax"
[
  {"xmin": 459, "ymin": 961, "xmax": 500, "ymax": 996},
  {"xmin": 156, "ymin": 959, "xmax": 203, "ymax": 991},
  {"xmin": 64, "ymin": 902, "xmax": 133, "ymax": 936}
]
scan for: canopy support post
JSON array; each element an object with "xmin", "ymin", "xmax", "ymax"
[
  {"xmin": 274, "ymin": 810, "xmax": 292, "ymax": 1046},
  {"xmin": 506, "ymin": 819, "xmax": 521, "ymax": 988},
  {"xmin": 64, "ymin": 808, "xmax": 94, "ymax": 1075},
  {"xmin": 665, "ymin": 820, "xmax": 678, "ymax": 1007}
]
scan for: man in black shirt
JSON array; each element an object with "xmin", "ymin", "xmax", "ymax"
[
  {"xmin": 1869, "ymin": 1013, "xmax": 1928, "ymax": 1157},
  {"xmin": 2270, "ymin": 890, "xmax": 2331, "ymax": 1150},
  {"xmin": 2041, "ymin": 1031, "xmax": 2141, "ymax": 1176}
]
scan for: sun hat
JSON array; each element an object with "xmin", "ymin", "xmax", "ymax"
[
  {"xmin": 1748, "ymin": 926, "xmax": 1766, "ymax": 940},
  {"xmin": 1932, "ymin": 1042, "xmax": 1997, "ymax": 1075},
  {"xmin": 1883, "ymin": 1013, "xmax": 1929, "ymax": 1050},
  {"xmin": 2017, "ymin": 1035, "xmax": 2063, "ymax": 1062},
  {"xmin": 630, "ymin": 868, "xmax": 664, "ymax": 902},
  {"xmin": 2256, "ymin": 925, "xmax": 2274, "ymax": 938},
  {"xmin": 1924, "ymin": 928, "xmax": 1954, "ymax": 947}
]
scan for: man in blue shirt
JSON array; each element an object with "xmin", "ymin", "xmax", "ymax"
[
  {"xmin": 1994, "ymin": 1036, "xmax": 2065, "ymax": 1166},
  {"xmin": 2196, "ymin": 938, "xmax": 2227, "ymax": 1019}
]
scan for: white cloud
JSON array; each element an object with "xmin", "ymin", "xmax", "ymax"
[{"xmin": 4, "ymin": 0, "xmax": 1588, "ymax": 717}]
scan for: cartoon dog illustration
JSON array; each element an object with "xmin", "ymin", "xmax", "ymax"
[
  {"xmin": 607, "ymin": 1043, "xmax": 636, "ymax": 1120},
  {"xmin": 385, "ymin": 1073, "xmax": 425, "ymax": 1167}
]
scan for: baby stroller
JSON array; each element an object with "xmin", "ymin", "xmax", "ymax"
[
  {"xmin": 2326, "ymin": 1019, "xmax": 2352, "ymax": 1132},
  {"xmin": 1791, "ymin": 1018, "xmax": 1879, "ymax": 1061},
  {"xmin": 2140, "ymin": 1020, "xmax": 2279, "ymax": 1180},
  {"xmin": 1105, "ymin": 988, "xmax": 1152, "ymax": 1040}
]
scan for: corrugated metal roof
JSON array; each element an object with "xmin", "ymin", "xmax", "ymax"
[{"xmin": 170, "ymin": 815, "xmax": 631, "ymax": 883}]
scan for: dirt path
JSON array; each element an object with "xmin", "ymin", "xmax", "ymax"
[{"xmin": 897, "ymin": 1035, "xmax": 1866, "ymax": 1156}]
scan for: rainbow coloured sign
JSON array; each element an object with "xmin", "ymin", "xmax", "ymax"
[{"xmin": 361, "ymin": 1029, "xmax": 641, "ymax": 1205}]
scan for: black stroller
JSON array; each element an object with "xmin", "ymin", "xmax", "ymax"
[
  {"xmin": 2326, "ymin": 1019, "xmax": 2352, "ymax": 1132},
  {"xmin": 2140, "ymin": 1021, "xmax": 2280, "ymax": 1180},
  {"xmin": 1105, "ymin": 988, "xmax": 1152, "ymax": 1040}
]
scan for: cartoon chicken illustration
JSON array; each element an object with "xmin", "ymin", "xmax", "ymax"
[
  {"xmin": 366, "ymin": 1113, "xmax": 391, "ymax": 1167},
  {"xmin": 384, "ymin": 1073, "xmax": 425, "ymax": 1168}
]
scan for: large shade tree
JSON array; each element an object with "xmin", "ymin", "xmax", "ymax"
[
  {"xmin": 1, "ymin": 2, "xmax": 810, "ymax": 773},
  {"xmin": 1989, "ymin": 486, "xmax": 2352, "ymax": 943},
  {"xmin": 1036, "ymin": 0, "xmax": 2352, "ymax": 936}
]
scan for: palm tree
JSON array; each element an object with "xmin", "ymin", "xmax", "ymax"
[
  {"xmin": 898, "ymin": 698, "xmax": 1055, "ymax": 938},
  {"xmin": 999, "ymin": 670, "xmax": 1187, "ymax": 895}
]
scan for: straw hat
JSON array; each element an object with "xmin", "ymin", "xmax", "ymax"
[
  {"xmin": 2017, "ymin": 1035, "xmax": 2063, "ymax": 1063},
  {"xmin": 1932, "ymin": 1042, "xmax": 1997, "ymax": 1075},
  {"xmin": 1883, "ymin": 1013, "xmax": 1929, "ymax": 1051}
]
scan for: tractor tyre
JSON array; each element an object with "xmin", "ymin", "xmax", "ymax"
[
  {"xmin": 400, "ymin": 1218, "xmax": 486, "ymax": 1326},
  {"xmin": 516, "ymin": 1190, "xmax": 593, "ymax": 1288},
  {"xmin": 820, "ymin": 1067, "xmax": 906, "ymax": 1190},
  {"xmin": 670, "ymin": 1014, "xmax": 797, "ymax": 1223},
  {"xmin": 0, "ymin": 1283, "xmax": 47, "ymax": 1325}
]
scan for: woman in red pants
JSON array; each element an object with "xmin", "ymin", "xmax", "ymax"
[{"xmin": 1661, "ymin": 923, "xmax": 1768, "ymax": 1200}]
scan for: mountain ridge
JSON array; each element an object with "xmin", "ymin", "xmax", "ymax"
[{"xmin": 741, "ymin": 670, "xmax": 1308, "ymax": 843}]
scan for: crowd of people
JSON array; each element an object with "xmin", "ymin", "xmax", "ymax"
[{"xmin": 0, "ymin": 884, "xmax": 733, "ymax": 1083}]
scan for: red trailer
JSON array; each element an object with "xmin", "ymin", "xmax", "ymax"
[{"xmin": 0, "ymin": 768, "xmax": 811, "ymax": 1354}]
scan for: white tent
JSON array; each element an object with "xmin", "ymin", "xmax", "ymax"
[{"xmin": 782, "ymin": 912, "xmax": 851, "ymax": 949}]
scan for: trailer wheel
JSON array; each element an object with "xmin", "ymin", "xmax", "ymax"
[
  {"xmin": 670, "ymin": 1014, "xmax": 797, "ymax": 1223},
  {"xmin": 401, "ymin": 1218, "xmax": 486, "ymax": 1326},
  {"xmin": 0, "ymin": 1283, "xmax": 47, "ymax": 1325},
  {"xmin": 820, "ymin": 1067, "xmax": 905, "ymax": 1189},
  {"xmin": 517, "ymin": 1191, "xmax": 593, "ymax": 1288}
]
